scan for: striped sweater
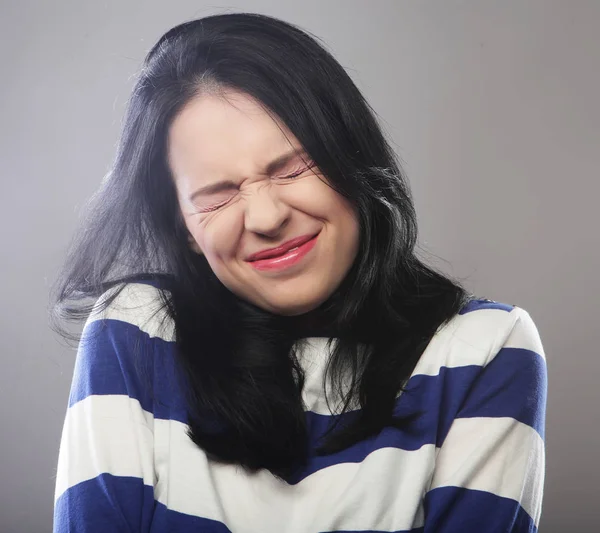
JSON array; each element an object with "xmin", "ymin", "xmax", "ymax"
[{"xmin": 54, "ymin": 282, "xmax": 547, "ymax": 532}]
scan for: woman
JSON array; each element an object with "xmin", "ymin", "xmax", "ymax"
[{"xmin": 52, "ymin": 12, "xmax": 547, "ymax": 533}]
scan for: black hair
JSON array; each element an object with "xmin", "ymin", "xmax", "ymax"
[{"xmin": 52, "ymin": 13, "xmax": 471, "ymax": 478}]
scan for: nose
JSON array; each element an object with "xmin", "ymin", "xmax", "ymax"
[{"xmin": 243, "ymin": 184, "xmax": 291, "ymax": 237}]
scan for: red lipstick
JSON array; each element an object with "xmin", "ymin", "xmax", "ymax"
[{"xmin": 247, "ymin": 233, "xmax": 319, "ymax": 272}]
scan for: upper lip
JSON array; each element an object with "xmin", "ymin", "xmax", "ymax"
[{"xmin": 246, "ymin": 233, "xmax": 318, "ymax": 261}]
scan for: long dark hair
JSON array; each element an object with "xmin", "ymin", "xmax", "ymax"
[{"xmin": 52, "ymin": 13, "xmax": 470, "ymax": 478}]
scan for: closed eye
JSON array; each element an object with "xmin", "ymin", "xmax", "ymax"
[
  {"xmin": 274, "ymin": 162, "xmax": 316, "ymax": 181},
  {"xmin": 195, "ymin": 194, "xmax": 236, "ymax": 213}
]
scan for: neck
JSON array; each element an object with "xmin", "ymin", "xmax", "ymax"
[{"xmin": 278, "ymin": 307, "xmax": 338, "ymax": 339}]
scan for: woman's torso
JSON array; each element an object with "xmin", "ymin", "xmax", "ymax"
[{"xmin": 57, "ymin": 282, "xmax": 536, "ymax": 532}]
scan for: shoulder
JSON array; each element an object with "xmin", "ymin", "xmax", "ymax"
[
  {"xmin": 87, "ymin": 281, "xmax": 175, "ymax": 342},
  {"xmin": 412, "ymin": 298, "xmax": 547, "ymax": 446},
  {"xmin": 415, "ymin": 298, "xmax": 546, "ymax": 377},
  {"xmin": 71, "ymin": 281, "xmax": 177, "ymax": 409},
  {"xmin": 453, "ymin": 298, "xmax": 544, "ymax": 362}
]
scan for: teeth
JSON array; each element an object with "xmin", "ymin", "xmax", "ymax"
[{"xmin": 288, "ymin": 246, "xmax": 299, "ymax": 252}]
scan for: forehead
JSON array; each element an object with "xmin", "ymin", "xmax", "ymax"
[{"xmin": 167, "ymin": 90, "xmax": 300, "ymax": 180}]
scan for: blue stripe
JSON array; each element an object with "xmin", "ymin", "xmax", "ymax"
[
  {"xmin": 133, "ymin": 277, "xmax": 168, "ymax": 290},
  {"xmin": 69, "ymin": 319, "xmax": 189, "ymax": 423},
  {"xmin": 457, "ymin": 347, "xmax": 547, "ymax": 439},
  {"xmin": 151, "ymin": 501, "xmax": 232, "ymax": 532},
  {"xmin": 460, "ymin": 298, "xmax": 514, "ymax": 314},
  {"xmin": 54, "ymin": 474, "xmax": 155, "ymax": 532},
  {"xmin": 423, "ymin": 486, "xmax": 537, "ymax": 532},
  {"xmin": 289, "ymin": 366, "xmax": 479, "ymax": 483},
  {"xmin": 54, "ymin": 474, "xmax": 232, "ymax": 533}
]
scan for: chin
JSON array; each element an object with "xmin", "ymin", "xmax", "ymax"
[
  {"xmin": 266, "ymin": 300, "xmax": 320, "ymax": 317},
  {"xmin": 259, "ymin": 291, "xmax": 326, "ymax": 317}
]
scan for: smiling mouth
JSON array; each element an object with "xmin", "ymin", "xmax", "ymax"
[{"xmin": 247, "ymin": 233, "xmax": 319, "ymax": 272}]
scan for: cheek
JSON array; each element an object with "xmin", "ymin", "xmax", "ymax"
[
  {"xmin": 187, "ymin": 209, "xmax": 244, "ymax": 260},
  {"xmin": 318, "ymin": 188, "xmax": 357, "ymax": 228},
  {"xmin": 279, "ymin": 178, "xmax": 333, "ymax": 215},
  {"xmin": 329, "ymin": 195, "xmax": 360, "ymax": 254}
]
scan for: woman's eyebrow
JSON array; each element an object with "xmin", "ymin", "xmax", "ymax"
[{"xmin": 188, "ymin": 148, "xmax": 309, "ymax": 203}]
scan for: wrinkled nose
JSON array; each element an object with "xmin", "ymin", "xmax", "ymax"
[{"xmin": 243, "ymin": 185, "xmax": 291, "ymax": 237}]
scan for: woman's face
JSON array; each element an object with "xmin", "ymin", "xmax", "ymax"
[{"xmin": 167, "ymin": 90, "xmax": 359, "ymax": 316}]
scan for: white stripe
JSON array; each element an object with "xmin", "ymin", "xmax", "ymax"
[
  {"xmin": 54, "ymin": 395, "xmax": 155, "ymax": 502},
  {"xmin": 412, "ymin": 307, "xmax": 515, "ymax": 377},
  {"xmin": 429, "ymin": 416, "xmax": 545, "ymax": 526},
  {"xmin": 88, "ymin": 283, "xmax": 175, "ymax": 341},
  {"xmin": 154, "ymin": 416, "xmax": 430, "ymax": 533},
  {"xmin": 503, "ymin": 308, "xmax": 546, "ymax": 359},
  {"xmin": 411, "ymin": 306, "xmax": 545, "ymax": 375}
]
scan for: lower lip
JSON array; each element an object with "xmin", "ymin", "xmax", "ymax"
[{"xmin": 248, "ymin": 235, "xmax": 318, "ymax": 272}]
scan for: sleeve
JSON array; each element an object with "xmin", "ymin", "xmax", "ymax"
[
  {"xmin": 53, "ymin": 312, "xmax": 157, "ymax": 532},
  {"xmin": 423, "ymin": 307, "xmax": 547, "ymax": 533}
]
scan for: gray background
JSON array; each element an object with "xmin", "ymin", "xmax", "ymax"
[{"xmin": 1, "ymin": 1, "xmax": 598, "ymax": 531}]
